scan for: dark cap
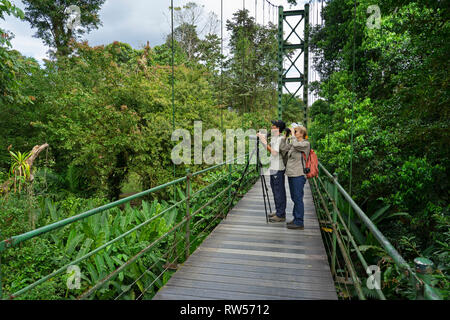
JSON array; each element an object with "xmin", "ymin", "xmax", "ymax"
[{"xmin": 271, "ymin": 120, "xmax": 286, "ymax": 131}]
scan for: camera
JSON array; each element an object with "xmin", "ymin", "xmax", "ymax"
[
  {"xmin": 251, "ymin": 130, "xmax": 271, "ymax": 140},
  {"xmin": 284, "ymin": 128, "xmax": 292, "ymax": 136}
]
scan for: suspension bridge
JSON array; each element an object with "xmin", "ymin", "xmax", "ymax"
[{"xmin": 0, "ymin": 0, "xmax": 441, "ymax": 301}]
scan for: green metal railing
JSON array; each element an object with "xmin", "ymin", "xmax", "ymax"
[
  {"xmin": 0, "ymin": 153, "xmax": 258, "ymax": 300},
  {"xmin": 311, "ymin": 161, "xmax": 442, "ymax": 300}
]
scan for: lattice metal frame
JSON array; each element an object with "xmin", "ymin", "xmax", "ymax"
[{"xmin": 277, "ymin": 4, "xmax": 309, "ymax": 126}]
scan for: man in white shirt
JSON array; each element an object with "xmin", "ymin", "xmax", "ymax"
[{"xmin": 257, "ymin": 120, "xmax": 287, "ymax": 222}]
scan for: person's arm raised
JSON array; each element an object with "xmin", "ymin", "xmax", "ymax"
[
  {"xmin": 292, "ymin": 139, "xmax": 310, "ymax": 153},
  {"xmin": 257, "ymin": 133, "xmax": 278, "ymax": 156}
]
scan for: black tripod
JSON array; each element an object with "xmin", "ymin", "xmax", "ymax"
[
  {"xmin": 229, "ymin": 137, "xmax": 272, "ymax": 223},
  {"xmin": 256, "ymin": 136, "xmax": 273, "ymax": 223}
]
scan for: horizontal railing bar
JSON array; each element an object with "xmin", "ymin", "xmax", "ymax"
[
  {"xmin": 0, "ymin": 155, "xmax": 249, "ymax": 252},
  {"xmin": 190, "ymin": 177, "xmax": 245, "ymax": 230},
  {"xmin": 0, "ymin": 176, "xmax": 187, "ymax": 252},
  {"xmin": 311, "ymin": 177, "xmax": 365, "ymax": 300},
  {"xmin": 190, "ymin": 154, "xmax": 248, "ymax": 178},
  {"xmin": 190, "ymin": 170, "xmax": 230, "ymax": 199},
  {"xmin": 114, "ymin": 229, "xmax": 187, "ymax": 300},
  {"xmin": 315, "ymin": 176, "xmax": 386, "ymax": 300},
  {"xmin": 283, "ymin": 9, "xmax": 304, "ymax": 16},
  {"xmin": 318, "ymin": 162, "xmax": 412, "ymax": 272},
  {"xmin": 78, "ymin": 216, "xmax": 189, "ymax": 300},
  {"xmin": 6, "ymin": 197, "xmax": 187, "ymax": 299},
  {"xmin": 191, "ymin": 184, "xmax": 232, "ymax": 217}
]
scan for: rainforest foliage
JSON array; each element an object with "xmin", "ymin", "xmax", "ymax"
[{"xmin": 308, "ymin": 0, "xmax": 449, "ymax": 298}]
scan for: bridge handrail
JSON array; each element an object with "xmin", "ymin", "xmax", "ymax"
[
  {"xmin": 0, "ymin": 153, "xmax": 247, "ymax": 253},
  {"xmin": 316, "ymin": 161, "xmax": 442, "ymax": 300},
  {"xmin": 318, "ymin": 162, "xmax": 410, "ymax": 270}
]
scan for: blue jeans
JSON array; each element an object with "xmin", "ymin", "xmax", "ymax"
[
  {"xmin": 288, "ymin": 175, "xmax": 306, "ymax": 226},
  {"xmin": 269, "ymin": 170, "xmax": 286, "ymax": 218}
]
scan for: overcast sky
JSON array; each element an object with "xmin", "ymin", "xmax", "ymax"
[{"xmin": 1, "ymin": 0, "xmax": 310, "ymax": 62}]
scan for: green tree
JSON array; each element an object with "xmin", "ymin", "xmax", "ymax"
[
  {"xmin": 225, "ymin": 9, "xmax": 278, "ymax": 113},
  {"xmin": 197, "ymin": 33, "xmax": 222, "ymax": 73},
  {"xmin": 308, "ymin": 1, "xmax": 449, "ymax": 297},
  {"xmin": 0, "ymin": 0, "xmax": 27, "ymax": 104},
  {"xmin": 169, "ymin": 23, "xmax": 201, "ymax": 62},
  {"xmin": 22, "ymin": 0, "xmax": 106, "ymax": 57}
]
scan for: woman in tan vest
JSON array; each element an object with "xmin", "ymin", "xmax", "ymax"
[{"xmin": 278, "ymin": 125, "xmax": 310, "ymax": 229}]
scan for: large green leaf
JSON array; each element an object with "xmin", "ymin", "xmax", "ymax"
[
  {"xmin": 370, "ymin": 204, "xmax": 391, "ymax": 224},
  {"xmin": 94, "ymin": 254, "xmax": 106, "ymax": 278},
  {"xmin": 86, "ymin": 262, "xmax": 99, "ymax": 283},
  {"xmin": 66, "ymin": 228, "xmax": 84, "ymax": 256},
  {"xmin": 165, "ymin": 208, "xmax": 178, "ymax": 228},
  {"xmin": 76, "ymin": 238, "xmax": 94, "ymax": 260}
]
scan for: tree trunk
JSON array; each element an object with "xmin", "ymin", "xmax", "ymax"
[
  {"xmin": 27, "ymin": 143, "xmax": 49, "ymax": 181},
  {"xmin": 0, "ymin": 143, "xmax": 49, "ymax": 194}
]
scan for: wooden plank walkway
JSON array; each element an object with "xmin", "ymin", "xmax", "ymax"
[{"xmin": 153, "ymin": 178, "xmax": 337, "ymax": 300}]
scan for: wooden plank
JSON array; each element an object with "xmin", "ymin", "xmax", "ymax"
[
  {"xmin": 200, "ymin": 239, "xmax": 327, "ymax": 254},
  {"xmin": 176, "ymin": 265, "xmax": 334, "ymax": 286},
  {"xmin": 169, "ymin": 272, "xmax": 336, "ymax": 293},
  {"xmin": 219, "ymin": 223, "xmax": 321, "ymax": 232},
  {"xmin": 216, "ymin": 225, "xmax": 322, "ymax": 237},
  {"xmin": 190, "ymin": 251, "xmax": 331, "ymax": 270},
  {"xmin": 152, "ymin": 292, "xmax": 212, "ymax": 300},
  {"xmin": 221, "ymin": 219, "xmax": 321, "ymax": 228},
  {"xmin": 197, "ymin": 247, "xmax": 328, "ymax": 262},
  {"xmin": 197, "ymin": 234, "xmax": 321, "ymax": 247},
  {"xmin": 158, "ymin": 279, "xmax": 337, "ymax": 300},
  {"xmin": 217, "ymin": 222, "xmax": 319, "ymax": 232},
  {"xmin": 181, "ymin": 255, "xmax": 331, "ymax": 273},
  {"xmin": 226, "ymin": 215, "xmax": 317, "ymax": 221},
  {"xmin": 210, "ymin": 229, "xmax": 325, "ymax": 242},
  {"xmin": 154, "ymin": 285, "xmax": 299, "ymax": 300},
  {"xmin": 181, "ymin": 260, "xmax": 334, "ymax": 279}
]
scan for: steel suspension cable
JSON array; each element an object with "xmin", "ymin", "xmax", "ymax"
[
  {"xmin": 220, "ymin": 0, "xmax": 224, "ymax": 130},
  {"xmin": 347, "ymin": 0, "xmax": 357, "ymax": 259},
  {"xmin": 243, "ymin": 0, "xmax": 246, "ymax": 114},
  {"xmin": 263, "ymin": 0, "xmax": 265, "ymax": 26},
  {"xmin": 272, "ymin": 4, "xmax": 275, "ymax": 24},
  {"xmin": 171, "ymin": 0, "xmax": 175, "ymax": 159},
  {"xmin": 171, "ymin": 0, "xmax": 176, "ymax": 206}
]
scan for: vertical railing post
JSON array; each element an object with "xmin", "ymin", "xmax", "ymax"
[
  {"xmin": 228, "ymin": 162, "xmax": 232, "ymax": 211},
  {"xmin": 331, "ymin": 173, "xmax": 338, "ymax": 277},
  {"xmin": 185, "ymin": 170, "xmax": 191, "ymax": 260}
]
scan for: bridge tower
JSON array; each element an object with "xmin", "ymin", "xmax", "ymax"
[{"xmin": 277, "ymin": 4, "xmax": 309, "ymax": 127}]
